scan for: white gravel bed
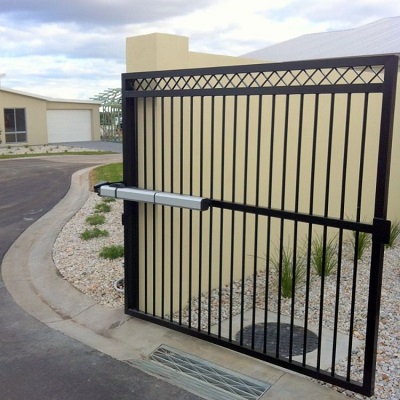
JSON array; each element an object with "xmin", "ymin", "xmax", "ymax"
[
  {"xmin": 53, "ymin": 192, "xmax": 399, "ymax": 399},
  {"xmin": 53, "ymin": 193, "xmax": 124, "ymax": 309},
  {"xmin": 0, "ymin": 144, "xmax": 102, "ymax": 155}
]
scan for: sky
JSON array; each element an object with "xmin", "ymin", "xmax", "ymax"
[{"xmin": 1, "ymin": 0, "xmax": 400, "ymax": 100}]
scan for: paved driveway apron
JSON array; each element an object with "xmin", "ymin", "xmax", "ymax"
[{"xmin": 0, "ymin": 158, "xmax": 200, "ymax": 400}]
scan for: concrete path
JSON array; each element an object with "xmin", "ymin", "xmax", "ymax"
[{"xmin": 1, "ymin": 153, "xmax": 347, "ymax": 399}]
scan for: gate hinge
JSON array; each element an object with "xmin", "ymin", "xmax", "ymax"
[{"xmin": 373, "ymin": 218, "xmax": 391, "ymax": 244}]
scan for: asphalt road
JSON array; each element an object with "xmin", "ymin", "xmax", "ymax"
[{"xmin": 0, "ymin": 157, "xmax": 200, "ymax": 400}]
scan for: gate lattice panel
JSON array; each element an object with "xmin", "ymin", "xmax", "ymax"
[{"xmin": 121, "ymin": 56, "xmax": 398, "ymax": 396}]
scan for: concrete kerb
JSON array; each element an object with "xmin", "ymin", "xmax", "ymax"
[{"xmin": 1, "ymin": 159, "xmax": 347, "ymax": 400}]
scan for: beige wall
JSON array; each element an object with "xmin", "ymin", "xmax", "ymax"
[
  {"xmin": 0, "ymin": 89, "xmax": 48, "ymax": 145},
  {"xmin": 126, "ymin": 33, "xmax": 260, "ymax": 72},
  {"xmin": 387, "ymin": 76, "xmax": 400, "ymax": 222},
  {"xmin": 126, "ymin": 33, "xmax": 400, "ymax": 316}
]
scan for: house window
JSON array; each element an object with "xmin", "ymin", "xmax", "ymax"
[{"xmin": 4, "ymin": 108, "xmax": 27, "ymax": 143}]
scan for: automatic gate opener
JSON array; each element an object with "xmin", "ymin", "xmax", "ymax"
[{"xmin": 94, "ymin": 182, "xmax": 210, "ymax": 211}]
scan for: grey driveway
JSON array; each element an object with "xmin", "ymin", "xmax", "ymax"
[{"xmin": 0, "ymin": 157, "xmax": 199, "ymax": 400}]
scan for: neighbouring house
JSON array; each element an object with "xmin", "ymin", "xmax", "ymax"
[{"xmin": 0, "ymin": 87, "xmax": 101, "ymax": 146}]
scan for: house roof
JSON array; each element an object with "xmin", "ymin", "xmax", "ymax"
[
  {"xmin": 0, "ymin": 87, "xmax": 100, "ymax": 105},
  {"xmin": 243, "ymin": 17, "xmax": 400, "ymax": 62}
]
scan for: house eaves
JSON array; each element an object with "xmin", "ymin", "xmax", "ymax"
[{"xmin": 0, "ymin": 87, "xmax": 100, "ymax": 105}]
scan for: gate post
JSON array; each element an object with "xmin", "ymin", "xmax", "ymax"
[
  {"xmin": 363, "ymin": 56, "xmax": 398, "ymax": 396},
  {"xmin": 122, "ymin": 81, "xmax": 139, "ymax": 311}
]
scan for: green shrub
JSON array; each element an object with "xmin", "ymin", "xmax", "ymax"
[
  {"xmin": 80, "ymin": 228, "xmax": 109, "ymax": 241},
  {"xmin": 351, "ymin": 230, "xmax": 371, "ymax": 259},
  {"xmin": 311, "ymin": 234, "xmax": 337, "ymax": 277},
  {"xmin": 102, "ymin": 197, "xmax": 116, "ymax": 203},
  {"xmin": 386, "ymin": 220, "xmax": 400, "ymax": 248},
  {"xmin": 86, "ymin": 214, "xmax": 105, "ymax": 226},
  {"xmin": 270, "ymin": 245, "xmax": 306, "ymax": 298},
  {"xmin": 94, "ymin": 203, "xmax": 111, "ymax": 213},
  {"xmin": 99, "ymin": 245, "xmax": 124, "ymax": 259}
]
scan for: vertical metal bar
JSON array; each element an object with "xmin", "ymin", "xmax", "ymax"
[
  {"xmin": 240, "ymin": 95, "xmax": 250, "ymax": 346},
  {"xmin": 357, "ymin": 94, "xmax": 369, "ymax": 222},
  {"xmin": 143, "ymin": 98, "xmax": 148, "ymax": 314},
  {"xmin": 264, "ymin": 94, "xmax": 276, "ymax": 353},
  {"xmin": 324, "ymin": 94, "xmax": 335, "ymax": 217},
  {"xmin": 251, "ymin": 95, "xmax": 263, "ymax": 350},
  {"xmin": 161, "ymin": 97, "xmax": 166, "ymax": 318},
  {"xmin": 331, "ymin": 227, "xmax": 343, "ymax": 375},
  {"xmin": 363, "ymin": 57, "xmax": 398, "ymax": 396},
  {"xmin": 170, "ymin": 97, "xmax": 174, "ymax": 321},
  {"xmin": 218, "ymin": 96, "xmax": 226, "ymax": 338},
  {"xmin": 208, "ymin": 96, "xmax": 215, "ymax": 334},
  {"xmin": 229, "ymin": 96, "xmax": 238, "ymax": 342},
  {"xmin": 316, "ymin": 93, "xmax": 335, "ymax": 370},
  {"xmin": 179, "ymin": 96, "xmax": 184, "ymax": 325},
  {"xmin": 122, "ymin": 79, "xmax": 139, "ymax": 312},
  {"xmin": 342, "ymin": 94, "xmax": 357, "ymax": 381},
  {"xmin": 188, "ymin": 96, "xmax": 194, "ymax": 329},
  {"xmin": 316, "ymin": 229, "xmax": 327, "ymax": 371},
  {"xmin": 276, "ymin": 94, "xmax": 290, "ymax": 358},
  {"xmin": 198, "ymin": 96, "xmax": 204, "ymax": 332},
  {"xmin": 303, "ymin": 93, "xmax": 319, "ymax": 366},
  {"xmin": 289, "ymin": 93, "xmax": 304, "ymax": 362},
  {"xmin": 152, "ymin": 97, "xmax": 157, "ymax": 317},
  {"xmin": 339, "ymin": 94, "xmax": 352, "ymax": 223}
]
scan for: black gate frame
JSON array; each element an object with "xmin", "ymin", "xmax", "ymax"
[{"xmin": 121, "ymin": 55, "xmax": 398, "ymax": 396}]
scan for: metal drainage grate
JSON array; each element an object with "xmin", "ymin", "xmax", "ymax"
[
  {"xmin": 237, "ymin": 322, "xmax": 319, "ymax": 357},
  {"xmin": 128, "ymin": 345, "xmax": 270, "ymax": 400}
]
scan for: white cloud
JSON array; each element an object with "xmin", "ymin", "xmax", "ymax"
[
  {"xmin": 1, "ymin": 0, "xmax": 399, "ymax": 99},
  {"xmin": 0, "ymin": 0, "xmax": 214, "ymax": 26}
]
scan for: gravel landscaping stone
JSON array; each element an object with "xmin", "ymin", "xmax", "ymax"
[{"xmin": 0, "ymin": 144, "xmax": 103, "ymax": 156}]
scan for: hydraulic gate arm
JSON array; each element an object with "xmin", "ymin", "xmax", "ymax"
[{"xmin": 94, "ymin": 181, "xmax": 210, "ymax": 212}]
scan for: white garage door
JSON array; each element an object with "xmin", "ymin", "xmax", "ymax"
[{"xmin": 47, "ymin": 110, "xmax": 91, "ymax": 143}]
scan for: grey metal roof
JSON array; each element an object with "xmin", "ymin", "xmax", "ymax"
[{"xmin": 243, "ymin": 17, "xmax": 400, "ymax": 62}]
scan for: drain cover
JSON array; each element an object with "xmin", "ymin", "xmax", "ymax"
[
  {"xmin": 237, "ymin": 322, "xmax": 319, "ymax": 357},
  {"xmin": 128, "ymin": 345, "xmax": 270, "ymax": 400}
]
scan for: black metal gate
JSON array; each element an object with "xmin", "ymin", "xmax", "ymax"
[{"xmin": 121, "ymin": 55, "xmax": 398, "ymax": 396}]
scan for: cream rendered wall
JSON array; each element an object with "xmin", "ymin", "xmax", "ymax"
[
  {"xmin": 126, "ymin": 33, "xmax": 400, "ymax": 316},
  {"xmin": 0, "ymin": 90, "xmax": 48, "ymax": 145},
  {"xmin": 126, "ymin": 33, "xmax": 260, "ymax": 72},
  {"xmin": 387, "ymin": 75, "xmax": 400, "ymax": 222}
]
